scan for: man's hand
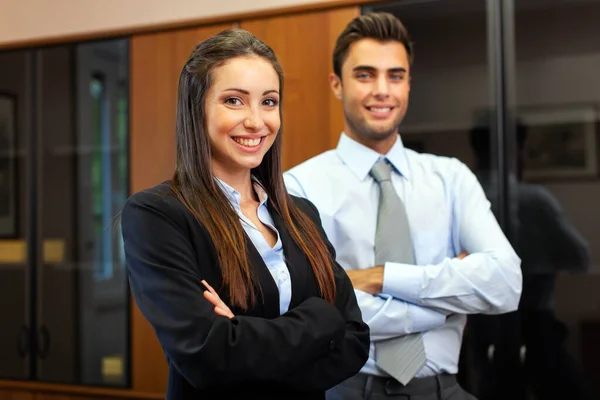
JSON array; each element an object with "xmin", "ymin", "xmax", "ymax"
[
  {"xmin": 345, "ymin": 266, "xmax": 384, "ymax": 294},
  {"xmin": 346, "ymin": 253, "xmax": 465, "ymax": 295}
]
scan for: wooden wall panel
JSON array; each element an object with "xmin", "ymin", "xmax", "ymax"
[
  {"xmin": 0, "ymin": 382, "xmax": 163, "ymax": 400},
  {"xmin": 241, "ymin": 6, "xmax": 360, "ymax": 170},
  {"xmin": 0, "ymin": 391, "xmax": 33, "ymax": 400},
  {"xmin": 131, "ymin": 24, "xmax": 232, "ymax": 194},
  {"xmin": 36, "ymin": 395, "xmax": 99, "ymax": 400},
  {"xmin": 129, "ymin": 23, "xmax": 234, "ymax": 394}
]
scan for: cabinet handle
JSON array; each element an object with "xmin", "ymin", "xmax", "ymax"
[
  {"xmin": 16, "ymin": 324, "xmax": 29, "ymax": 358},
  {"xmin": 38, "ymin": 325, "xmax": 51, "ymax": 359}
]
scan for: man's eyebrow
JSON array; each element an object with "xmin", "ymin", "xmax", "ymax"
[{"xmin": 352, "ymin": 66, "xmax": 407, "ymax": 73}]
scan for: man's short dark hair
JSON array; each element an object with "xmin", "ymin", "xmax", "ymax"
[{"xmin": 332, "ymin": 12, "xmax": 414, "ymax": 78}]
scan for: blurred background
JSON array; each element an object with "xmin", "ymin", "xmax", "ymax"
[{"xmin": 0, "ymin": 0, "xmax": 599, "ymax": 399}]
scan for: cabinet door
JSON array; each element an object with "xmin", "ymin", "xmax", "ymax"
[
  {"xmin": 241, "ymin": 6, "xmax": 359, "ymax": 170},
  {"xmin": 0, "ymin": 49, "xmax": 32, "ymax": 381},
  {"xmin": 33, "ymin": 40, "xmax": 132, "ymax": 387}
]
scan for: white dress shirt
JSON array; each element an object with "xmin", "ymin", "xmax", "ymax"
[{"xmin": 283, "ymin": 133, "xmax": 522, "ymax": 377}]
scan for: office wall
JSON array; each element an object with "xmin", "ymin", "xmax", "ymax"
[{"xmin": 0, "ymin": 0, "xmax": 357, "ymax": 46}]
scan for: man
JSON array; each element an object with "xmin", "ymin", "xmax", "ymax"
[{"xmin": 284, "ymin": 12, "xmax": 522, "ymax": 400}]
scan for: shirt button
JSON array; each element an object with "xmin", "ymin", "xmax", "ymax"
[{"xmin": 279, "ymin": 270, "xmax": 288, "ymax": 280}]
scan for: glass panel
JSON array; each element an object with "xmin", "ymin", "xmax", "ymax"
[
  {"xmin": 36, "ymin": 38, "xmax": 130, "ymax": 386},
  {"xmin": 363, "ymin": 1, "xmax": 503, "ymax": 397},
  {"xmin": 35, "ymin": 43, "xmax": 80, "ymax": 384},
  {"xmin": 0, "ymin": 49, "xmax": 32, "ymax": 380},
  {"xmin": 499, "ymin": 1, "xmax": 600, "ymax": 399},
  {"xmin": 75, "ymin": 38, "xmax": 130, "ymax": 387},
  {"xmin": 364, "ymin": 0, "xmax": 497, "ymax": 199},
  {"xmin": 365, "ymin": 0, "xmax": 496, "ymax": 387}
]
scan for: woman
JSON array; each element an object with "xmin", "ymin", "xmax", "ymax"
[{"xmin": 121, "ymin": 29, "xmax": 370, "ymax": 399}]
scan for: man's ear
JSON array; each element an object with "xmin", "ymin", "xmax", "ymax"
[{"xmin": 329, "ymin": 72, "xmax": 342, "ymax": 100}]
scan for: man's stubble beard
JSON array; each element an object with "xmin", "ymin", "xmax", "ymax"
[{"xmin": 343, "ymin": 107, "xmax": 403, "ymax": 144}]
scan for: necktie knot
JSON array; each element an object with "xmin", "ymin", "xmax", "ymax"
[{"xmin": 370, "ymin": 158, "xmax": 393, "ymax": 183}]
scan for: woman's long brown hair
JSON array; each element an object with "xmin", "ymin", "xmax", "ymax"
[{"xmin": 171, "ymin": 29, "xmax": 336, "ymax": 310}]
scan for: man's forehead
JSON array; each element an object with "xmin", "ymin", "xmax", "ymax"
[{"xmin": 345, "ymin": 39, "xmax": 409, "ymax": 70}]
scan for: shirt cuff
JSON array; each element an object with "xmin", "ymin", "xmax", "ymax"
[{"xmin": 382, "ymin": 261, "xmax": 424, "ymax": 304}]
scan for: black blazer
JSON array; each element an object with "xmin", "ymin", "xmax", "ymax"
[{"xmin": 121, "ymin": 181, "xmax": 370, "ymax": 400}]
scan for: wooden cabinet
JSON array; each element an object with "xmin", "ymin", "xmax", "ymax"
[{"xmin": 241, "ymin": 7, "xmax": 359, "ymax": 170}]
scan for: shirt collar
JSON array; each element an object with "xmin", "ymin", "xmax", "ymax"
[
  {"xmin": 335, "ymin": 132, "xmax": 411, "ymax": 181},
  {"xmin": 214, "ymin": 176, "xmax": 269, "ymax": 209}
]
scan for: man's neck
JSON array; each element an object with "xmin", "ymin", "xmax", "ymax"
[{"xmin": 344, "ymin": 129, "xmax": 398, "ymax": 155}]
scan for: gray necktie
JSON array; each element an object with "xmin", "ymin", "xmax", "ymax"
[{"xmin": 370, "ymin": 158, "xmax": 426, "ymax": 385}]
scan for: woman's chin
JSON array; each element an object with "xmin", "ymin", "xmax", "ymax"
[{"xmin": 233, "ymin": 156, "xmax": 266, "ymax": 172}]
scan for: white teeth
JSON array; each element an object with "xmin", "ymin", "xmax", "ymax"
[
  {"xmin": 370, "ymin": 107, "xmax": 391, "ymax": 112},
  {"xmin": 233, "ymin": 137, "xmax": 261, "ymax": 147}
]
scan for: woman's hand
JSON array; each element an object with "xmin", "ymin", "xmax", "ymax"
[{"xmin": 202, "ymin": 280, "xmax": 234, "ymax": 319}]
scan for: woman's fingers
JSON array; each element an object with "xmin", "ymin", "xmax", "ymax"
[{"xmin": 202, "ymin": 281, "xmax": 234, "ymax": 319}]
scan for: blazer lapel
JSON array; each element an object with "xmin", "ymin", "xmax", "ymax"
[
  {"xmin": 269, "ymin": 206, "xmax": 310, "ymax": 310},
  {"xmin": 245, "ymin": 234, "xmax": 281, "ymax": 319}
]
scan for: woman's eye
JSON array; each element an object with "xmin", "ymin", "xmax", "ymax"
[
  {"xmin": 263, "ymin": 98, "xmax": 279, "ymax": 107},
  {"xmin": 224, "ymin": 97, "xmax": 242, "ymax": 106}
]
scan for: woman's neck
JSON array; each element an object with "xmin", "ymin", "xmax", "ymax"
[{"xmin": 213, "ymin": 167, "xmax": 257, "ymax": 203}]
